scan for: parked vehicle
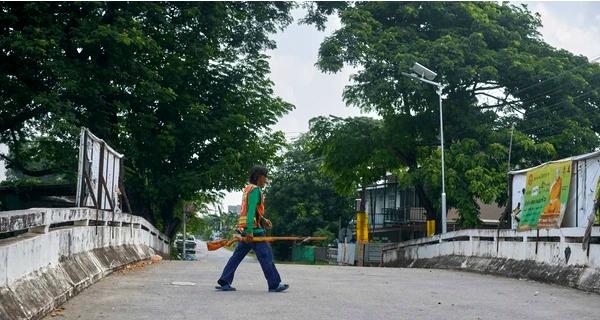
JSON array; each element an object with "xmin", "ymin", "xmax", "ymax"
[{"xmin": 174, "ymin": 234, "xmax": 198, "ymax": 260}]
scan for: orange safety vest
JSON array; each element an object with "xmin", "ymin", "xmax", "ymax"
[{"xmin": 237, "ymin": 184, "xmax": 265, "ymax": 232}]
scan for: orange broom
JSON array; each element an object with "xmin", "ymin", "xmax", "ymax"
[{"xmin": 207, "ymin": 236, "xmax": 327, "ymax": 251}]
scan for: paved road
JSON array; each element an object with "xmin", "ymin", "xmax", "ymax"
[{"xmin": 48, "ymin": 242, "xmax": 600, "ymax": 320}]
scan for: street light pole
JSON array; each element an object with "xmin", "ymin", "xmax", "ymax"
[
  {"xmin": 437, "ymin": 85, "xmax": 447, "ymax": 234},
  {"xmin": 402, "ymin": 63, "xmax": 447, "ymax": 234}
]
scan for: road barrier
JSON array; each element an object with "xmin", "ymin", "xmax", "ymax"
[
  {"xmin": 382, "ymin": 227, "xmax": 600, "ymax": 293},
  {"xmin": 0, "ymin": 207, "xmax": 169, "ymax": 320}
]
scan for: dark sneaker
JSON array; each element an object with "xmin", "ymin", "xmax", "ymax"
[
  {"xmin": 269, "ymin": 283, "xmax": 289, "ymax": 292},
  {"xmin": 215, "ymin": 284, "xmax": 236, "ymax": 291}
]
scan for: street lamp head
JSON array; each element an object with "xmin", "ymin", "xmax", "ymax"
[{"xmin": 411, "ymin": 62, "xmax": 437, "ymax": 81}]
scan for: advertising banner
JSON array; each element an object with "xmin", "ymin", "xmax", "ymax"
[{"xmin": 518, "ymin": 160, "xmax": 572, "ymax": 231}]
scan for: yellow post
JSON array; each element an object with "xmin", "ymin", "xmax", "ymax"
[
  {"xmin": 426, "ymin": 220, "xmax": 436, "ymax": 237},
  {"xmin": 356, "ymin": 212, "xmax": 369, "ymax": 243},
  {"xmin": 356, "ymin": 212, "xmax": 368, "ymax": 266}
]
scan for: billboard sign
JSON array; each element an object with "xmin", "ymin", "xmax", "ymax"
[
  {"xmin": 75, "ymin": 128, "xmax": 125, "ymax": 212},
  {"xmin": 518, "ymin": 160, "xmax": 572, "ymax": 231}
]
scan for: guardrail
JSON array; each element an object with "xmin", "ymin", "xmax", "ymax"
[
  {"xmin": 0, "ymin": 207, "xmax": 168, "ymax": 240},
  {"xmin": 382, "ymin": 227, "xmax": 600, "ymax": 268},
  {"xmin": 0, "ymin": 207, "xmax": 170, "ymax": 288}
]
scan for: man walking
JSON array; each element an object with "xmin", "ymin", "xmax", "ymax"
[{"xmin": 215, "ymin": 165, "xmax": 289, "ymax": 292}]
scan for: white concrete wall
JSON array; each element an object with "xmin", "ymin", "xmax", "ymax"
[
  {"xmin": 382, "ymin": 227, "xmax": 600, "ymax": 269},
  {"xmin": 0, "ymin": 208, "xmax": 169, "ymax": 287}
]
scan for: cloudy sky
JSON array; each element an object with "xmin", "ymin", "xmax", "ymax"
[{"xmin": 221, "ymin": 1, "xmax": 600, "ymax": 210}]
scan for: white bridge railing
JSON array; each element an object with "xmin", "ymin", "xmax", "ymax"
[
  {"xmin": 382, "ymin": 227, "xmax": 600, "ymax": 268},
  {"xmin": 0, "ymin": 207, "xmax": 169, "ymax": 287}
]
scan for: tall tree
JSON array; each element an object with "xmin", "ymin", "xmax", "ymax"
[
  {"xmin": 308, "ymin": 2, "xmax": 600, "ymax": 228},
  {"xmin": 0, "ymin": 2, "xmax": 294, "ymax": 236},
  {"xmin": 265, "ymin": 135, "xmax": 355, "ymax": 259}
]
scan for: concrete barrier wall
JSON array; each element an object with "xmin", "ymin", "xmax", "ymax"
[
  {"xmin": 382, "ymin": 227, "xmax": 600, "ymax": 293},
  {"xmin": 0, "ymin": 208, "xmax": 170, "ymax": 320}
]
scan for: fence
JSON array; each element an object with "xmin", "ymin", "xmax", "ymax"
[
  {"xmin": 364, "ymin": 243, "xmax": 384, "ymax": 265},
  {"xmin": 337, "ymin": 242, "xmax": 356, "ymax": 265},
  {"xmin": 327, "ymin": 246, "xmax": 338, "ymax": 264},
  {"xmin": 335, "ymin": 242, "xmax": 385, "ymax": 266}
]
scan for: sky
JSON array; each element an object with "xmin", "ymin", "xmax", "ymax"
[{"xmin": 218, "ymin": 1, "xmax": 600, "ymax": 211}]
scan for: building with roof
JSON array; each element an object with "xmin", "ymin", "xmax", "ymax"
[{"xmin": 357, "ymin": 175, "xmax": 504, "ymax": 243}]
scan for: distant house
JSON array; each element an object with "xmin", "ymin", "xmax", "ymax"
[
  {"xmin": 447, "ymin": 200, "xmax": 503, "ymax": 229},
  {"xmin": 358, "ymin": 175, "xmax": 426, "ymax": 243},
  {"xmin": 359, "ymin": 175, "xmax": 502, "ymax": 243}
]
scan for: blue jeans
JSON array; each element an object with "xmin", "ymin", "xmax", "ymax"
[{"xmin": 217, "ymin": 232, "xmax": 282, "ymax": 290}]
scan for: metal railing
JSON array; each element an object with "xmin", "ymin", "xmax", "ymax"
[{"xmin": 382, "ymin": 207, "xmax": 427, "ymax": 226}]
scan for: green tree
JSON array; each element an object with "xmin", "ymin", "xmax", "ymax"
[
  {"xmin": 265, "ymin": 135, "xmax": 355, "ymax": 260},
  {"xmin": 197, "ymin": 210, "xmax": 238, "ymax": 241},
  {"xmin": 0, "ymin": 2, "xmax": 294, "ymax": 236},
  {"xmin": 307, "ymin": 2, "xmax": 599, "ymax": 229}
]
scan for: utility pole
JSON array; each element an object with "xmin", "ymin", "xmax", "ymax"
[{"xmin": 507, "ymin": 123, "xmax": 515, "ymax": 171}]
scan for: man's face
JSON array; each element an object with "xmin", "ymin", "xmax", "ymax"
[{"xmin": 257, "ymin": 175, "xmax": 268, "ymax": 188}]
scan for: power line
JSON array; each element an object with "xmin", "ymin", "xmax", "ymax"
[
  {"xmin": 482, "ymin": 83, "xmax": 564, "ymax": 110},
  {"xmin": 507, "ymin": 55, "xmax": 600, "ymax": 98},
  {"xmin": 479, "ymin": 55, "xmax": 600, "ymax": 112},
  {"xmin": 523, "ymin": 90, "xmax": 596, "ymax": 119},
  {"xmin": 528, "ymin": 129, "xmax": 600, "ymax": 143},
  {"xmin": 502, "ymin": 87, "xmax": 599, "ymax": 137},
  {"xmin": 518, "ymin": 114, "xmax": 597, "ymax": 137}
]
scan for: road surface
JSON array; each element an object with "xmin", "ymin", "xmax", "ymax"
[{"xmin": 47, "ymin": 242, "xmax": 600, "ymax": 320}]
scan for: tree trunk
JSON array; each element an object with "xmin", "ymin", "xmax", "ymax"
[
  {"xmin": 498, "ymin": 174, "xmax": 514, "ymax": 229},
  {"xmin": 126, "ymin": 187, "xmax": 156, "ymax": 225},
  {"xmin": 414, "ymin": 183, "xmax": 436, "ymax": 221},
  {"xmin": 160, "ymin": 200, "xmax": 179, "ymax": 238},
  {"xmin": 164, "ymin": 219, "xmax": 181, "ymax": 239}
]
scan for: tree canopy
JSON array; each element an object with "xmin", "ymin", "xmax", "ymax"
[
  {"xmin": 307, "ymin": 2, "xmax": 600, "ymax": 228},
  {"xmin": 0, "ymin": 2, "xmax": 295, "ymax": 236}
]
